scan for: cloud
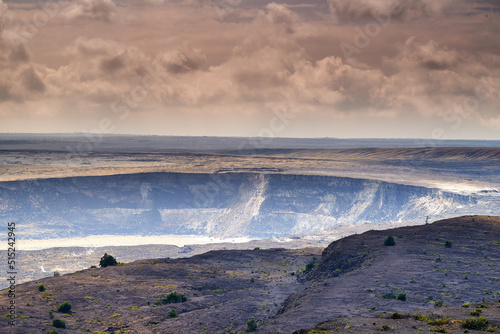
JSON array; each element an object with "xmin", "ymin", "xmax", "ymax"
[
  {"xmin": 327, "ymin": 0, "xmax": 455, "ymax": 22},
  {"xmin": 0, "ymin": 0, "xmax": 499, "ymax": 137},
  {"xmin": 60, "ymin": 0, "xmax": 117, "ymax": 22},
  {"xmin": 156, "ymin": 42, "xmax": 207, "ymax": 74}
]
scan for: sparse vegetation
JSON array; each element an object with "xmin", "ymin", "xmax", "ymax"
[
  {"xmin": 470, "ymin": 309, "xmax": 482, "ymax": 316},
  {"xmin": 99, "ymin": 253, "xmax": 118, "ymax": 267},
  {"xmin": 390, "ymin": 312, "xmax": 403, "ymax": 319},
  {"xmin": 383, "ymin": 235, "xmax": 396, "ymax": 246},
  {"xmin": 462, "ymin": 317, "xmax": 488, "ymax": 330},
  {"xmin": 381, "ymin": 324, "xmax": 393, "ymax": 331},
  {"xmin": 46, "ymin": 330, "xmax": 59, "ymax": 334}
]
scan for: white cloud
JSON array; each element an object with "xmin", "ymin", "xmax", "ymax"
[{"xmin": 60, "ymin": 0, "xmax": 117, "ymax": 23}]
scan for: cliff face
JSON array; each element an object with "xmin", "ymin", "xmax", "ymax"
[{"xmin": 0, "ymin": 172, "xmax": 480, "ymax": 239}]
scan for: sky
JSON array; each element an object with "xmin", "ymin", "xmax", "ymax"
[{"xmin": 0, "ymin": 0, "xmax": 499, "ymax": 139}]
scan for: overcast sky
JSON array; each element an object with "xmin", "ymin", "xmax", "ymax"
[{"xmin": 0, "ymin": 0, "xmax": 499, "ymax": 139}]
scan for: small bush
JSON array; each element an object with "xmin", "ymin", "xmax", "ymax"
[
  {"xmin": 462, "ymin": 317, "xmax": 488, "ymax": 330},
  {"xmin": 383, "ymin": 235, "xmax": 396, "ymax": 246},
  {"xmin": 99, "ymin": 253, "xmax": 118, "ymax": 267},
  {"xmin": 52, "ymin": 319, "xmax": 66, "ymax": 329},
  {"xmin": 470, "ymin": 309, "xmax": 482, "ymax": 316},
  {"xmin": 381, "ymin": 292, "xmax": 397, "ymax": 300},
  {"xmin": 246, "ymin": 317, "xmax": 257, "ymax": 332},
  {"xmin": 390, "ymin": 312, "xmax": 403, "ymax": 319},
  {"xmin": 57, "ymin": 301, "xmax": 72, "ymax": 314},
  {"xmin": 168, "ymin": 309, "xmax": 178, "ymax": 318},
  {"xmin": 381, "ymin": 324, "xmax": 393, "ymax": 331},
  {"xmin": 444, "ymin": 240, "xmax": 452, "ymax": 248},
  {"xmin": 304, "ymin": 261, "xmax": 317, "ymax": 273},
  {"xmin": 53, "ymin": 271, "xmax": 60, "ymax": 277},
  {"xmin": 396, "ymin": 292, "xmax": 407, "ymax": 301},
  {"xmin": 427, "ymin": 315, "xmax": 450, "ymax": 326},
  {"xmin": 462, "ymin": 302, "xmax": 470, "ymax": 308},
  {"xmin": 158, "ymin": 291, "xmax": 187, "ymax": 305},
  {"xmin": 46, "ymin": 330, "xmax": 59, "ymax": 334},
  {"xmin": 434, "ymin": 300, "xmax": 444, "ymax": 307},
  {"xmin": 429, "ymin": 326, "xmax": 447, "ymax": 333},
  {"xmin": 38, "ymin": 284, "xmax": 47, "ymax": 292},
  {"xmin": 48, "ymin": 310, "xmax": 54, "ymax": 319}
]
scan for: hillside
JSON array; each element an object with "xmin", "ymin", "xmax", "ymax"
[{"xmin": 1, "ymin": 216, "xmax": 499, "ymax": 333}]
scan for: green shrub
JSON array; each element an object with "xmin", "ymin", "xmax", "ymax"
[
  {"xmin": 46, "ymin": 330, "xmax": 59, "ymax": 334},
  {"xmin": 381, "ymin": 292, "xmax": 397, "ymax": 300},
  {"xmin": 158, "ymin": 291, "xmax": 187, "ymax": 305},
  {"xmin": 52, "ymin": 319, "xmax": 66, "ymax": 329},
  {"xmin": 390, "ymin": 312, "xmax": 403, "ymax": 319},
  {"xmin": 48, "ymin": 310, "xmax": 54, "ymax": 319},
  {"xmin": 38, "ymin": 284, "xmax": 47, "ymax": 292},
  {"xmin": 99, "ymin": 253, "xmax": 118, "ymax": 267},
  {"xmin": 462, "ymin": 302, "xmax": 470, "ymax": 308},
  {"xmin": 434, "ymin": 300, "xmax": 444, "ymax": 307},
  {"xmin": 429, "ymin": 326, "xmax": 447, "ymax": 333},
  {"xmin": 396, "ymin": 292, "xmax": 406, "ymax": 301},
  {"xmin": 168, "ymin": 309, "xmax": 178, "ymax": 318},
  {"xmin": 53, "ymin": 271, "xmax": 60, "ymax": 277},
  {"xmin": 444, "ymin": 240, "xmax": 452, "ymax": 248},
  {"xmin": 381, "ymin": 324, "xmax": 393, "ymax": 331},
  {"xmin": 427, "ymin": 315, "xmax": 450, "ymax": 326},
  {"xmin": 246, "ymin": 317, "xmax": 257, "ymax": 332},
  {"xmin": 383, "ymin": 235, "xmax": 396, "ymax": 246},
  {"xmin": 462, "ymin": 317, "xmax": 488, "ymax": 330},
  {"xmin": 304, "ymin": 261, "xmax": 317, "ymax": 273},
  {"xmin": 57, "ymin": 301, "xmax": 72, "ymax": 314},
  {"xmin": 470, "ymin": 309, "xmax": 482, "ymax": 316}
]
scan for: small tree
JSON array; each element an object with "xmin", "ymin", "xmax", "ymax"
[
  {"xmin": 57, "ymin": 301, "xmax": 72, "ymax": 314},
  {"xmin": 168, "ymin": 309, "xmax": 178, "ymax": 318},
  {"xmin": 444, "ymin": 240, "xmax": 452, "ymax": 248},
  {"xmin": 53, "ymin": 271, "xmax": 60, "ymax": 277},
  {"xmin": 38, "ymin": 284, "xmax": 46, "ymax": 292},
  {"xmin": 99, "ymin": 253, "xmax": 117, "ymax": 267},
  {"xmin": 384, "ymin": 235, "xmax": 396, "ymax": 246},
  {"xmin": 246, "ymin": 317, "xmax": 257, "ymax": 332},
  {"xmin": 52, "ymin": 319, "xmax": 66, "ymax": 329}
]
